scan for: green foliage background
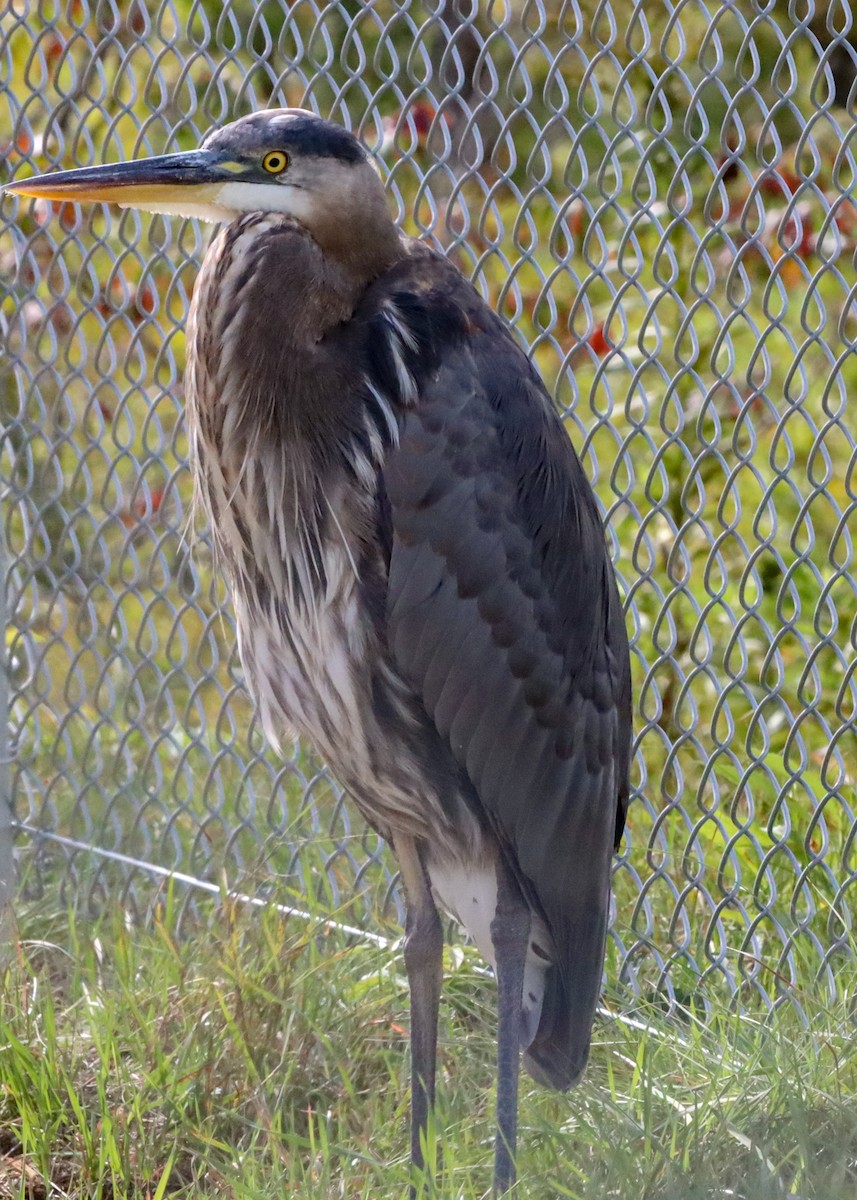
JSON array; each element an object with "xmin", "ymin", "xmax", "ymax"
[{"xmin": 2, "ymin": 0, "xmax": 856, "ymax": 1017}]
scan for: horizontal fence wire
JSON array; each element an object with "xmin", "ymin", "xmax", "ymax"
[{"xmin": 2, "ymin": 0, "xmax": 857, "ymax": 1020}]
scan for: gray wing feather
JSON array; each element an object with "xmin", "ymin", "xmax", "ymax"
[{"xmin": 383, "ymin": 298, "xmax": 631, "ymax": 1090}]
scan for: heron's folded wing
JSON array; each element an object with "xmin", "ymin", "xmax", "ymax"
[{"xmin": 383, "ymin": 324, "xmax": 631, "ymax": 1085}]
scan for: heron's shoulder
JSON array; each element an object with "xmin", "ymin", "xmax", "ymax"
[
  {"xmin": 359, "ymin": 237, "xmax": 538, "ymax": 403},
  {"xmin": 372, "ymin": 237, "xmax": 504, "ymax": 330}
]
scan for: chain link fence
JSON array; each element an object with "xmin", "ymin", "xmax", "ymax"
[{"xmin": 2, "ymin": 0, "xmax": 856, "ymax": 1019}]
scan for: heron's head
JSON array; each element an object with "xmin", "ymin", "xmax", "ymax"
[{"xmin": 5, "ymin": 110, "xmax": 400, "ymax": 270}]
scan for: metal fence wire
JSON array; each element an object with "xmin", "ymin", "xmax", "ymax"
[{"xmin": 2, "ymin": 0, "xmax": 857, "ymax": 1020}]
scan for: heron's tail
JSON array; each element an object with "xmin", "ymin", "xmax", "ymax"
[{"xmin": 524, "ymin": 970, "xmax": 593, "ymax": 1090}]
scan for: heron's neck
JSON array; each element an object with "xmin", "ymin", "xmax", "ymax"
[
  {"xmin": 283, "ymin": 200, "xmax": 403, "ymax": 295},
  {"xmin": 188, "ymin": 212, "xmax": 390, "ymax": 452}
]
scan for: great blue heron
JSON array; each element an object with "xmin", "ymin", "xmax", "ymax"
[{"xmin": 6, "ymin": 110, "xmax": 632, "ymax": 1196}]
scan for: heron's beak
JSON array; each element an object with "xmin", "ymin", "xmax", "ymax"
[{"xmin": 3, "ymin": 149, "xmax": 244, "ymax": 221}]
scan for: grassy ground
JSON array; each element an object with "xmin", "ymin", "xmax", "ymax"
[{"xmin": 1, "ymin": 889, "xmax": 856, "ymax": 1200}]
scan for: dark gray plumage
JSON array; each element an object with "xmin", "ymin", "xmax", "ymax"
[{"xmin": 7, "ymin": 109, "xmax": 632, "ymax": 1196}]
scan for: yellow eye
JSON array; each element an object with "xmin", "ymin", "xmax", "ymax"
[{"xmin": 262, "ymin": 150, "xmax": 289, "ymax": 175}]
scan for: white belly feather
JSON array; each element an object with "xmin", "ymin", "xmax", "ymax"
[{"xmin": 428, "ymin": 857, "xmax": 555, "ymax": 1049}]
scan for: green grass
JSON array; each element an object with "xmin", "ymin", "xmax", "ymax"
[{"xmin": 2, "ymin": 891, "xmax": 856, "ymax": 1199}]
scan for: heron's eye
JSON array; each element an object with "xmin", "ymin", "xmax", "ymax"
[{"xmin": 262, "ymin": 151, "xmax": 289, "ymax": 175}]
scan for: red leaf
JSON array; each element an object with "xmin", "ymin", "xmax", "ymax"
[
  {"xmin": 759, "ymin": 167, "xmax": 801, "ymax": 199},
  {"xmin": 410, "ymin": 100, "xmax": 436, "ymax": 139},
  {"xmin": 134, "ymin": 487, "xmax": 164, "ymax": 518},
  {"xmin": 587, "ymin": 323, "xmax": 611, "ymax": 356},
  {"xmin": 136, "ymin": 283, "xmax": 156, "ymax": 315},
  {"xmin": 780, "ymin": 209, "xmax": 814, "ymax": 259},
  {"xmin": 43, "ymin": 34, "xmax": 64, "ymax": 68}
]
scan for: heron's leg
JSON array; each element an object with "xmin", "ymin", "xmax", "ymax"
[
  {"xmin": 394, "ymin": 835, "xmax": 443, "ymax": 1197},
  {"xmin": 490, "ymin": 860, "xmax": 530, "ymax": 1195}
]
